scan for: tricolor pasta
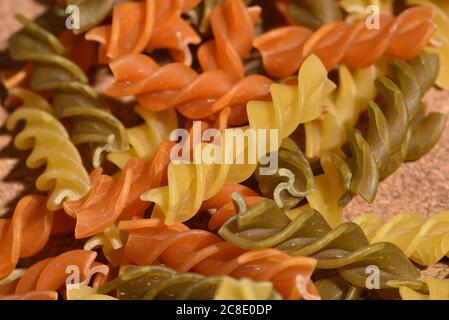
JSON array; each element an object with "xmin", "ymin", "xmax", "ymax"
[{"xmin": 0, "ymin": 0, "xmax": 448, "ymax": 301}]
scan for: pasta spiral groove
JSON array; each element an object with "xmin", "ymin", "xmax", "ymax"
[
  {"xmin": 253, "ymin": 7, "xmax": 436, "ymax": 78},
  {"xmin": 119, "ymin": 218, "xmax": 320, "ymax": 300},
  {"xmin": 98, "ymin": 265, "xmax": 282, "ymax": 300},
  {"xmin": 0, "ymin": 196, "xmax": 53, "ymax": 279},
  {"xmin": 353, "ymin": 212, "xmax": 449, "ymax": 266},
  {"xmin": 9, "ymin": 15, "xmax": 129, "ymax": 167},
  {"xmin": 140, "ymin": 54, "xmax": 335, "ymax": 224},
  {"xmin": 219, "ymin": 194, "xmax": 423, "ymax": 292},
  {"xmin": 6, "ymin": 108, "xmax": 91, "ymax": 210}
]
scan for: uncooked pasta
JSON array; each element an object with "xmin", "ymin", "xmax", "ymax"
[{"xmin": 0, "ymin": 0, "xmax": 448, "ymax": 302}]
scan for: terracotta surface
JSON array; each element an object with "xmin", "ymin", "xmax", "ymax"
[{"xmin": 0, "ymin": 0, "xmax": 448, "ymax": 222}]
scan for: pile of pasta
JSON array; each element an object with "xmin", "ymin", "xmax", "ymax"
[{"xmin": 0, "ymin": 0, "xmax": 449, "ymax": 300}]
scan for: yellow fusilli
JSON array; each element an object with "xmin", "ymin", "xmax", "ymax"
[
  {"xmin": 6, "ymin": 108, "xmax": 91, "ymax": 210},
  {"xmin": 141, "ymin": 55, "xmax": 335, "ymax": 224},
  {"xmin": 353, "ymin": 212, "xmax": 449, "ymax": 265}
]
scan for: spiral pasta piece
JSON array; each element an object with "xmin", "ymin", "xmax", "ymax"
[
  {"xmin": 6, "ymin": 108, "xmax": 91, "ymax": 210},
  {"xmin": 83, "ymin": 224, "xmax": 125, "ymax": 267},
  {"xmin": 85, "ymin": 0, "xmax": 201, "ymax": 65},
  {"xmin": 11, "ymin": 250, "xmax": 109, "ymax": 300},
  {"xmin": 107, "ymin": 106, "xmax": 178, "ymax": 169},
  {"xmin": 304, "ymin": 64, "xmax": 378, "ymax": 159},
  {"xmin": 140, "ymin": 54, "xmax": 335, "ymax": 224},
  {"xmin": 0, "ymin": 196, "xmax": 53, "ymax": 279},
  {"xmin": 197, "ymin": 0, "xmax": 261, "ymax": 80},
  {"xmin": 119, "ymin": 218, "xmax": 320, "ymax": 300},
  {"xmin": 254, "ymin": 138, "xmax": 314, "ymax": 209},
  {"xmin": 61, "ymin": 0, "xmax": 116, "ymax": 34},
  {"xmin": 407, "ymin": 0, "xmax": 449, "ymax": 88},
  {"xmin": 185, "ymin": 0, "xmax": 255, "ymax": 34},
  {"xmin": 97, "ymin": 265, "xmax": 281, "ymax": 300},
  {"xmin": 400, "ymin": 276, "xmax": 449, "ymax": 300},
  {"xmin": 105, "ymin": 53, "xmax": 273, "ymax": 126},
  {"xmin": 202, "ymin": 184, "xmax": 264, "ymax": 230},
  {"xmin": 275, "ymin": 0, "xmax": 343, "ymax": 29},
  {"xmin": 9, "ymin": 15, "xmax": 129, "ymax": 167},
  {"xmin": 353, "ymin": 212, "xmax": 449, "ymax": 266},
  {"xmin": 64, "ymin": 142, "xmax": 172, "ymax": 239},
  {"xmin": 218, "ymin": 194, "xmax": 423, "ymax": 294},
  {"xmin": 253, "ymin": 7, "xmax": 436, "ymax": 78},
  {"xmin": 328, "ymin": 52, "xmax": 447, "ymax": 209}
]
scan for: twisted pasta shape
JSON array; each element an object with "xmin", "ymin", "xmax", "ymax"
[
  {"xmin": 119, "ymin": 218, "xmax": 320, "ymax": 300},
  {"xmin": 84, "ymin": 223, "xmax": 125, "ymax": 267},
  {"xmin": 275, "ymin": 0, "xmax": 343, "ymax": 29},
  {"xmin": 253, "ymin": 6, "xmax": 436, "ymax": 78},
  {"xmin": 6, "ymin": 108, "xmax": 91, "ymax": 210},
  {"xmin": 107, "ymin": 106, "xmax": 178, "ymax": 169},
  {"xmin": 199, "ymin": 184, "xmax": 264, "ymax": 230},
  {"xmin": 218, "ymin": 194, "xmax": 423, "ymax": 294},
  {"xmin": 328, "ymin": 52, "xmax": 447, "ymax": 208},
  {"xmin": 400, "ymin": 276, "xmax": 449, "ymax": 300},
  {"xmin": 9, "ymin": 15, "xmax": 129, "ymax": 167},
  {"xmin": 105, "ymin": 53, "xmax": 273, "ymax": 126},
  {"xmin": 97, "ymin": 265, "xmax": 282, "ymax": 300},
  {"xmin": 304, "ymin": 64, "xmax": 378, "ymax": 159},
  {"xmin": 11, "ymin": 250, "xmax": 109, "ymax": 300},
  {"xmin": 197, "ymin": 0, "xmax": 261, "ymax": 80},
  {"xmin": 85, "ymin": 0, "xmax": 202, "ymax": 65},
  {"xmin": 0, "ymin": 196, "xmax": 53, "ymax": 279},
  {"xmin": 140, "ymin": 54, "xmax": 335, "ymax": 224},
  {"xmin": 61, "ymin": 0, "xmax": 116, "ymax": 34},
  {"xmin": 254, "ymin": 138, "xmax": 314, "ymax": 209},
  {"xmin": 185, "ymin": 0, "xmax": 255, "ymax": 34},
  {"xmin": 64, "ymin": 142, "xmax": 172, "ymax": 239},
  {"xmin": 407, "ymin": 0, "xmax": 449, "ymax": 88},
  {"xmin": 353, "ymin": 212, "xmax": 449, "ymax": 266},
  {"xmin": 340, "ymin": 0, "xmax": 393, "ymax": 22}
]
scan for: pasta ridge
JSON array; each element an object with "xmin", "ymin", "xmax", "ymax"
[
  {"xmin": 253, "ymin": 6, "xmax": 436, "ymax": 78},
  {"xmin": 107, "ymin": 106, "xmax": 178, "ymax": 169},
  {"xmin": 9, "ymin": 250, "xmax": 109, "ymax": 300},
  {"xmin": 197, "ymin": 0, "xmax": 261, "ymax": 80},
  {"xmin": 326, "ymin": 52, "xmax": 447, "ymax": 209},
  {"xmin": 0, "ymin": 196, "xmax": 53, "ymax": 279},
  {"xmin": 218, "ymin": 194, "xmax": 423, "ymax": 295},
  {"xmin": 6, "ymin": 108, "xmax": 91, "ymax": 210},
  {"xmin": 353, "ymin": 212, "xmax": 449, "ymax": 265},
  {"xmin": 119, "ymin": 218, "xmax": 320, "ymax": 300},
  {"xmin": 9, "ymin": 15, "xmax": 129, "ymax": 167},
  {"xmin": 85, "ymin": 0, "xmax": 202, "ymax": 65},
  {"xmin": 105, "ymin": 53, "xmax": 274, "ymax": 126},
  {"xmin": 140, "ymin": 54, "xmax": 334, "ymax": 224},
  {"xmin": 63, "ymin": 142, "xmax": 172, "ymax": 239},
  {"xmin": 96, "ymin": 265, "xmax": 282, "ymax": 300}
]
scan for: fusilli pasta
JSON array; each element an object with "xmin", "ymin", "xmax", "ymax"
[
  {"xmin": 353, "ymin": 212, "xmax": 449, "ymax": 265},
  {"xmin": 219, "ymin": 194, "xmax": 423, "ymax": 294},
  {"xmin": 253, "ymin": 7, "xmax": 435, "ymax": 78},
  {"xmin": 9, "ymin": 15, "xmax": 129, "ymax": 167},
  {"xmin": 119, "ymin": 218, "xmax": 320, "ymax": 300},
  {"xmin": 6, "ymin": 108, "xmax": 91, "ymax": 210},
  {"xmin": 97, "ymin": 265, "xmax": 282, "ymax": 300}
]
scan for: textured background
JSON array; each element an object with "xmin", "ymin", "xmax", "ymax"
[{"xmin": 0, "ymin": 0, "xmax": 448, "ymax": 221}]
